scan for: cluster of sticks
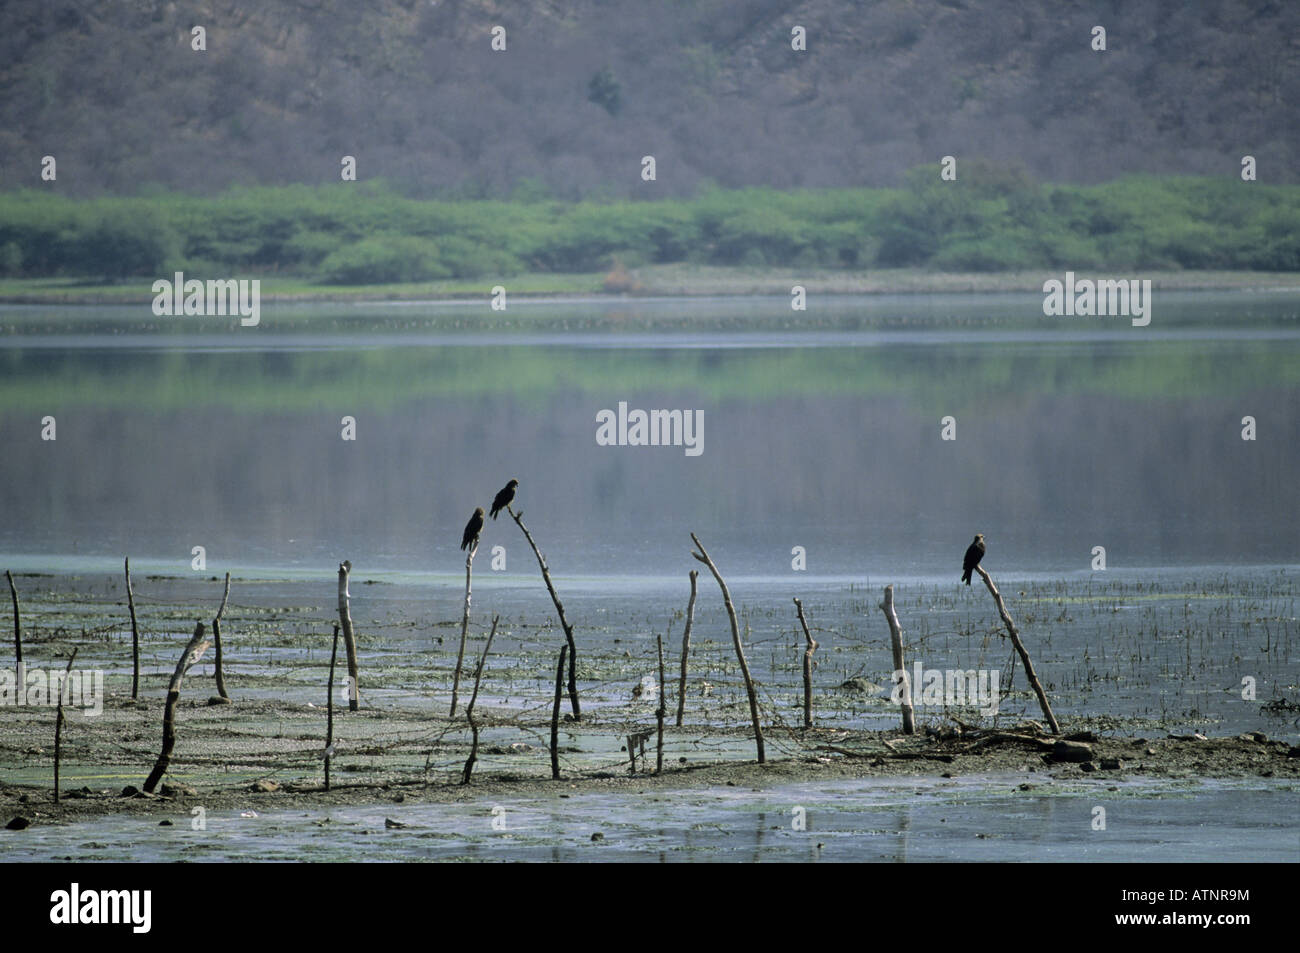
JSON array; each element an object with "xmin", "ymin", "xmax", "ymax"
[{"xmin": 5, "ymin": 525, "xmax": 1057, "ymax": 801}]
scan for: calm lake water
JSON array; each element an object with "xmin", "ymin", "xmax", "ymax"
[{"xmin": 2, "ymin": 290, "xmax": 1297, "ymax": 861}]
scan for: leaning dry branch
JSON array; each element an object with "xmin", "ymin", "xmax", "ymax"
[
  {"xmin": 5, "ymin": 569, "xmax": 20, "ymax": 673},
  {"xmin": 550, "ymin": 643, "xmax": 567, "ymax": 781},
  {"xmin": 125, "ymin": 557, "xmax": 140, "ymax": 699},
  {"xmin": 690, "ymin": 533, "xmax": 764, "ymax": 764},
  {"xmin": 211, "ymin": 572, "xmax": 232, "ymax": 700},
  {"xmin": 462, "ymin": 615, "xmax": 499, "ymax": 784},
  {"xmin": 509, "ymin": 506, "xmax": 580, "ymax": 720},
  {"xmin": 449, "ymin": 540, "xmax": 478, "ymax": 718},
  {"xmin": 325, "ymin": 623, "xmax": 339, "ymax": 790},
  {"xmin": 879, "ymin": 585, "xmax": 915, "ymax": 734},
  {"xmin": 53, "ymin": 647, "xmax": 78, "ymax": 805},
  {"xmin": 337, "ymin": 561, "xmax": 359, "ymax": 711},
  {"xmin": 675, "ymin": 570, "xmax": 697, "ymax": 727},
  {"xmin": 974, "ymin": 565, "xmax": 1060, "ymax": 734},
  {"xmin": 793, "ymin": 597, "xmax": 818, "ymax": 729},
  {"xmin": 143, "ymin": 623, "xmax": 209, "ymax": 793}
]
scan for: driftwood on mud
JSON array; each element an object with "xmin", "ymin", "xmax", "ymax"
[
  {"xmin": 551, "ymin": 643, "xmax": 567, "ymax": 780},
  {"xmin": 973, "ymin": 565, "xmax": 1060, "ymax": 734},
  {"xmin": 53, "ymin": 647, "xmax": 78, "ymax": 805},
  {"xmin": 690, "ymin": 533, "xmax": 765, "ymax": 764},
  {"xmin": 656, "ymin": 634, "xmax": 666, "ymax": 774},
  {"xmin": 143, "ymin": 623, "xmax": 210, "ymax": 794},
  {"xmin": 449, "ymin": 540, "xmax": 478, "ymax": 718},
  {"xmin": 509, "ymin": 505, "xmax": 580, "ymax": 720},
  {"xmin": 325, "ymin": 623, "xmax": 339, "ymax": 790},
  {"xmin": 675, "ymin": 570, "xmax": 697, "ymax": 727},
  {"xmin": 5, "ymin": 569, "xmax": 20, "ymax": 673},
  {"xmin": 125, "ymin": 557, "xmax": 140, "ymax": 699},
  {"xmin": 793, "ymin": 597, "xmax": 817, "ymax": 729},
  {"xmin": 461, "ymin": 615, "xmax": 499, "ymax": 785},
  {"xmin": 879, "ymin": 585, "xmax": 915, "ymax": 734},
  {"xmin": 336, "ymin": 562, "xmax": 359, "ymax": 712},
  {"xmin": 211, "ymin": 572, "xmax": 232, "ymax": 701}
]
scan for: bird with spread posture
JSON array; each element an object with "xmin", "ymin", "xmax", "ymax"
[
  {"xmin": 461, "ymin": 507, "xmax": 485, "ymax": 551},
  {"xmin": 961, "ymin": 534, "xmax": 986, "ymax": 585},
  {"xmin": 490, "ymin": 479, "xmax": 519, "ymax": 520}
]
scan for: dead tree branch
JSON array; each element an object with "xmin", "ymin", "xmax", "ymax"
[
  {"xmin": 793, "ymin": 597, "xmax": 818, "ymax": 729},
  {"xmin": 211, "ymin": 571, "xmax": 231, "ymax": 701},
  {"xmin": 690, "ymin": 533, "xmax": 764, "ymax": 764},
  {"xmin": 509, "ymin": 505, "xmax": 580, "ymax": 720},
  {"xmin": 974, "ymin": 565, "xmax": 1059, "ymax": 734},
  {"xmin": 461, "ymin": 615, "xmax": 499, "ymax": 784},
  {"xmin": 125, "ymin": 557, "xmax": 140, "ymax": 699},
  {"xmin": 450, "ymin": 540, "xmax": 478, "ymax": 718},
  {"xmin": 551, "ymin": 643, "xmax": 567, "ymax": 780},
  {"xmin": 879, "ymin": 584, "xmax": 915, "ymax": 734},
  {"xmin": 143, "ymin": 623, "xmax": 209, "ymax": 793},
  {"xmin": 675, "ymin": 570, "xmax": 697, "ymax": 727},
  {"xmin": 53, "ymin": 648, "xmax": 78, "ymax": 805},
  {"xmin": 337, "ymin": 561, "xmax": 359, "ymax": 711}
]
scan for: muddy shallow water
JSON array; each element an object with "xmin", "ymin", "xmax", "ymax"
[
  {"xmin": 5, "ymin": 774, "xmax": 1295, "ymax": 863},
  {"xmin": 1, "ymin": 567, "xmax": 1297, "ymax": 862}
]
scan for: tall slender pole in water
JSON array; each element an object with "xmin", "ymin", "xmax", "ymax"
[
  {"xmin": 879, "ymin": 585, "xmax": 914, "ymax": 735},
  {"xmin": 5, "ymin": 570, "xmax": 20, "ymax": 676},
  {"xmin": 675, "ymin": 570, "xmax": 697, "ymax": 727},
  {"xmin": 125, "ymin": 558, "xmax": 140, "ymax": 699},
  {"xmin": 336, "ymin": 562, "xmax": 359, "ymax": 712},
  {"xmin": 793, "ymin": 597, "xmax": 818, "ymax": 730},
  {"xmin": 325, "ymin": 624, "xmax": 339, "ymax": 790},
  {"xmin": 450, "ymin": 540, "xmax": 478, "ymax": 718},
  {"xmin": 54, "ymin": 648, "xmax": 78, "ymax": 805}
]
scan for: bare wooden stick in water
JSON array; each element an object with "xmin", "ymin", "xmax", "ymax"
[
  {"xmin": 974, "ymin": 565, "xmax": 1059, "ymax": 734},
  {"xmin": 53, "ymin": 648, "xmax": 78, "ymax": 805},
  {"xmin": 879, "ymin": 584, "xmax": 914, "ymax": 734},
  {"xmin": 656, "ymin": 634, "xmax": 666, "ymax": 774},
  {"xmin": 551, "ymin": 643, "xmax": 567, "ymax": 781},
  {"xmin": 675, "ymin": 570, "xmax": 697, "ymax": 727},
  {"xmin": 461, "ymin": 615, "xmax": 499, "ymax": 784},
  {"xmin": 125, "ymin": 558, "xmax": 140, "ymax": 700},
  {"xmin": 793, "ymin": 597, "xmax": 818, "ymax": 730},
  {"xmin": 337, "ymin": 562, "xmax": 359, "ymax": 711},
  {"xmin": 690, "ymin": 533, "xmax": 764, "ymax": 764},
  {"xmin": 211, "ymin": 572, "xmax": 232, "ymax": 700},
  {"xmin": 325, "ymin": 623, "xmax": 339, "ymax": 790},
  {"xmin": 509, "ymin": 505, "xmax": 580, "ymax": 720},
  {"xmin": 450, "ymin": 540, "xmax": 478, "ymax": 718},
  {"xmin": 6, "ymin": 569, "xmax": 20, "ymax": 675},
  {"xmin": 143, "ymin": 623, "xmax": 209, "ymax": 793}
]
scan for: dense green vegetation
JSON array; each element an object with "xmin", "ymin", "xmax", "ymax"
[{"xmin": 2, "ymin": 166, "xmax": 1298, "ymax": 284}]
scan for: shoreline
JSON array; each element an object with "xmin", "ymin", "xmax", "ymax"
[
  {"xmin": 4, "ymin": 714, "xmax": 1296, "ymax": 828},
  {"xmin": 3, "ymin": 267, "xmax": 1300, "ymax": 307}
]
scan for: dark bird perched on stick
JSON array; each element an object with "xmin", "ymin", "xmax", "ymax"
[
  {"xmin": 490, "ymin": 479, "xmax": 519, "ymax": 520},
  {"xmin": 461, "ymin": 508, "xmax": 485, "ymax": 551},
  {"xmin": 961, "ymin": 534, "xmax": 986, "ymax": 585}
]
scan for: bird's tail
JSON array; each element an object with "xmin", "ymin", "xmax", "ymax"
[{"xmin": 962, "ymin": 571, "xmax": 971, "ymax": 584}]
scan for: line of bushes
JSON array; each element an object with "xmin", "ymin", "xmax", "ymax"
[{"xmin": 1, "ymin": 163, "xmax": 1298, "ymax": 283}]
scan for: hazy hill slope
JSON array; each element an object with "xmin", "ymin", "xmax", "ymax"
[{"xmin": 1, "ymin": 0, "xmax": 1296, "ymax": 196}]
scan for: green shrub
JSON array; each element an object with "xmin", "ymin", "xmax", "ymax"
[{"xmin": 317, "ymin": 235, "xmax": 449, "ymax": 284}]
